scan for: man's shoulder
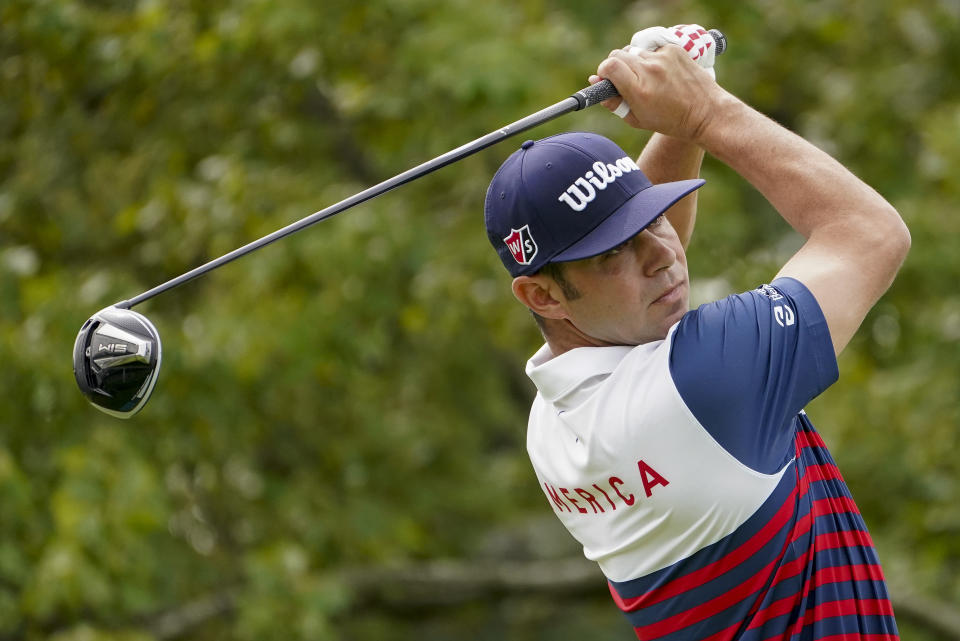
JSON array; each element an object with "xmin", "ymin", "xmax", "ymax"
[{"xmin": 679, "ymin": 277, "xmax": 822, "ymax": 322}]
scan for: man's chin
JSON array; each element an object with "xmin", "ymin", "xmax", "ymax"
[
  {"xmin": 658, "ymin": 294, "xmax": 690, "ymax": 335},
  {"xmin": 626, "ymin": 299, "xmax": 689, "ymax": 345},
  {"xmin": 667, "ymin": 301, "xmax": 689, "ymax": 325}
]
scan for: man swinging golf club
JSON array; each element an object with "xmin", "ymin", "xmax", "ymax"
[{"xmin": 484, "ymin": 25, "xmax": 910, "ymax": 640}]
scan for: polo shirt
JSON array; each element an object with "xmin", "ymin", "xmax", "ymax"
[{"xmin": 525, "ymin": 277, "xmax": 899, "ymax": 640}]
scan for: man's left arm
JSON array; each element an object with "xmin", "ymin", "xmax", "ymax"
[
  {"xmin": 636, "ymin": 134, "xmax": 704, "ymax": 249},
  {"xmin": 588, "ymin": 23, "xmax": 711, "ymax": 249}
]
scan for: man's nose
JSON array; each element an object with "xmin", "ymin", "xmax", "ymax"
[{"xmin": 634, "ymin": 229, "xmax": 676, "ymax": 275}]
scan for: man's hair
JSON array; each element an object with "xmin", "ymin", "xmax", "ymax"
[{"xmin": 531, "ymin": 261, "xmax": 581, "ymax": 334}]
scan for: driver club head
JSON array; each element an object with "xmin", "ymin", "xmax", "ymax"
[{"xmin": 73, "ymin": 306, "xmax": 162, "ymax": 419}]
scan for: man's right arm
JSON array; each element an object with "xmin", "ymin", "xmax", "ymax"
[
  {"xmin": 695, "ymin": 91, "xmax": 910, "ymax": 355},
  {"xmin": 599, "ymin": 46, "xmax": 911, "ymax": 355}
]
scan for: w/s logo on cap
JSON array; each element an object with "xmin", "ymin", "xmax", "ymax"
[{"xmin": 504, "ymin": 225, "xmax": 538, "ymax": 265}]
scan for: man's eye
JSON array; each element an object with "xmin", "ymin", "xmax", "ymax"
[
  {"xmin": 601, "ymin": 239, "xmax": 630, "ymax": 260},
  {"xmin": 649, "ymin": 215, "xmax": 666, "ymax": 227}
]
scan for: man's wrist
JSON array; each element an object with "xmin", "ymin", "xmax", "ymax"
[
  {"xmin": 689, "ymin": 90, "xmax": 749, "ymax": 150},
  {"xmin": 639, "ymin": 133, "xmax": 704, "ymax": 181}
]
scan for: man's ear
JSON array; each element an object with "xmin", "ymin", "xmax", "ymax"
[{"xmin": 511, "ymin": 275, "xmax": 568, "ymax": 320}]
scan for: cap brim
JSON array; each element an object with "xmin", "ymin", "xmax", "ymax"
[{"xmin": 551, "ymin": 178, "xmax": 705, "ymax": 262}]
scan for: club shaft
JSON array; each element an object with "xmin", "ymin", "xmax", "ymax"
[
  {"xmin": 117, "ymin": 89, "xmax": 611, "ymax": 309},
  {"xmin": 117, "ymin": 23, "xmax": 727, "ymax": 310},
  {"xmin": 114, "ymin": 27, "xmax": 728, "ymax": 309}
]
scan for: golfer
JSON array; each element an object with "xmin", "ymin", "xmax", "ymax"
[{"xmin": 484, "ymin": 26, "xmax": 910, "ymax": 640}]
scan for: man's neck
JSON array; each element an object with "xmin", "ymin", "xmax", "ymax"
[{"xmin": 543, "ymin": 319, "xmax": 614, "ymax": 358}]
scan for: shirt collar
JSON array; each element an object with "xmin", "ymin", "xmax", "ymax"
[{"xmin": 525, "ymin": 343, "xmax": 635, "ymax": 405}]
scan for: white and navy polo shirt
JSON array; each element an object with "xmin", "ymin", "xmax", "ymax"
[{"xmin": 525, "ymin": 277, "xmax": 898, "ymax": 640}]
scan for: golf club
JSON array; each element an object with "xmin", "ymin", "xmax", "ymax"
[{"xmin": 73, "ymin": 29, "xmax": 727, "ymax": 418}]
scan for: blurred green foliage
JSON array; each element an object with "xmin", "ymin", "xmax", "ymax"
[{"xmin": 1, "ymin": 0, "xmax": 958, "ymax": 639}]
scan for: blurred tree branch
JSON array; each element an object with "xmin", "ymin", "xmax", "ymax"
[{"xmin": 146, "ymin": 588, "xmax": 239, "ymax": 640}]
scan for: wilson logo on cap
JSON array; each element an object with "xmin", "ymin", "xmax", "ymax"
[
  {"xmin": 503, "ymin": 225, "xmax": 538, "ymax": 265},
  {"xmin": 557, "ymin": 156, "xmax": 641, "ymax": 212}
]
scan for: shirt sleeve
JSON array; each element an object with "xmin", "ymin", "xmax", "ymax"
[{"xmin": 668, "ymin": 277, "xmax": 839, "ymax": 473}]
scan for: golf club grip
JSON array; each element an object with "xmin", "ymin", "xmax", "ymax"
[
  {"xmin": 571, "ymin": 28, "xmax": 727, "ymax": 110},
  {"xmin": 572, "ymin": 79, "xmax": 620, "ymax": 109}
]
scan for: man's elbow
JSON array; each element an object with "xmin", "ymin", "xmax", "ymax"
[
  {"xmin": 871, "ymin": 204, "xmax": 911, "ymax": 282},
  {"xmin": 884, "ymin": 206, "xmax": 911, "ymax": 266}
]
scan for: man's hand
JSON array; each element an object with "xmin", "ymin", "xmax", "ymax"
[
  {"xmin": 657, "ymin": 25, "xmax": 718, "ymax": 80},
  {"xmin": 627, "ymin": 25, "xmax": 717, "ymax": 80},
  {"xmin": 589, "ymin": 24, "xmax": 721, "ymax": 130},
  {"xmin": 590, "ymin": 45, "xmax": 726, "ymax": 140}
]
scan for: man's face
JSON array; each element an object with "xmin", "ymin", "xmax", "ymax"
[{"xmin": 556, "ymin": 215, "xmax": 690, "ymax": 345}]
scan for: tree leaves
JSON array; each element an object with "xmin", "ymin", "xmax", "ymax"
[{"xmin": 1, "ymin": 0, "xmax": 958, "ymax": 637}]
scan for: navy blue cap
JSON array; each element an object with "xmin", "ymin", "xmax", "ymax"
[{"xmin": 484, "ymin": 132, "xmax": 705, "ymax": 277}]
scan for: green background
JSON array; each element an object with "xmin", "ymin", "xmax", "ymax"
[{"xmin": 1, "ymin": 0, "xmax": 958, "ymax": 639}]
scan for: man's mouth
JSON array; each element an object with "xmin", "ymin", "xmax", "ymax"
[{"xmin": 652, "ymin": 281, "xmax": 685, "ymax": 305}]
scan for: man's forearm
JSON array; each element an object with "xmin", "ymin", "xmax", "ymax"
[
  {"xmin": 637, "ymin": 133, "xmax": 705, "ymax": 249},
  {"xmin": 694, "ymin": 93, "xmax": 898, "ymax": 242}
]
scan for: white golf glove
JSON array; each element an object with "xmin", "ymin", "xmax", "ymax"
[{"xmin": 613, "ymin": 23, "xmax": 719, "ymax": 119}]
